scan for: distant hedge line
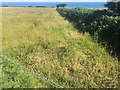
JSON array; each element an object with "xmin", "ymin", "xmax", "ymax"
[{"xmin": 57, "ymin": 8, "xmax": 120, "ymax": 58}]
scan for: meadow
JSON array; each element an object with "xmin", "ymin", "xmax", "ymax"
[{"xmin": 1, "ymin": 7, "xmax": 119, "ymax": 88}]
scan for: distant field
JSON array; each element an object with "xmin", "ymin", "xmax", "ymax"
[{"xmin": 2, "ymin": 7, "xmax": 118, "ymax": 88}]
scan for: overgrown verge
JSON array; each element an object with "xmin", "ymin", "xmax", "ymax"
[
  {"xmin": 2, "ymin": 37, "xmax": 119, "ymax": 88},
  {"xmin": 57, "ymin": 8, "xmax": 120, "ymax": 59},
  {"xmin": 2, "ymin": 7, "xmax": 119, "ymax": 88}
]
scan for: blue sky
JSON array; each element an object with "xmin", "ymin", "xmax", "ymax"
[{"xmin": 1, "ymin": 0, "xmax": 107, "ymax": 2}]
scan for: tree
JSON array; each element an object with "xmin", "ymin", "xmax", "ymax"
[
  {"xmin": 105, "ymin": 0, "xmax": 120, "ymax": 15},
  {"xmin": 56, "ymin": 4, "xmax": 67, "ymax": 8}
]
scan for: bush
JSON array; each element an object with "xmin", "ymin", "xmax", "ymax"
[
  {"xmin": 90, "ymin": 16, "xmax": 120, "ymax": 55},
  {"xmin": 105, "ymin": 1, "xmax": 120, "ymax": 15},
  {"xmin": 56, "ymin": 4, "xmax": 67, "ymax": 8},
  {"xmin": 57, "ymin": 8, "xmax": 120, "ymax": 58}
]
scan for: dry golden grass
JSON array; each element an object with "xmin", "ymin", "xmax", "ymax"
[{"xmin": 2, "ymin": 7, "xmax": 119, "ymax": 88}]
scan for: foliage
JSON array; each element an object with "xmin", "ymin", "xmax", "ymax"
[
  {"xmin": 56, "ymin": 4, "xmax": 67, "ymax": 8},
  {"xmin": 105, "ymin": 1, "xmax": 120, "ymax": 15},
  {"xmin": 90, "ymin": 16, "xmax": 120, "ymax": 56},
  {"xmin": 57, "ymin": 8, "xmax": 120, "ymax": 58}
]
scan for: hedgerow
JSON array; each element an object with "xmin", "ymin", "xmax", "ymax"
[{"xmin": 57, "ymin": 8, "xmax": 120, "ymax": 58}]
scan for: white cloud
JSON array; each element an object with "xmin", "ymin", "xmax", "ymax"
[{"xmin": 1, "ymin": 0, "xmax": 107, "ymax": 2}]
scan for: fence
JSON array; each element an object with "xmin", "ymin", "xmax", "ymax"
[{"xmin": 0, "ymin": 54, "xmax": 64, "ymax": 88}]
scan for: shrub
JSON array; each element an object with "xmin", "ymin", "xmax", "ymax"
[
  {"xmin": 57, "ymin": 8, "xmax": 120, "ymax": 58},
  {"xmin": 56, "ymin": 4, "xmax": 67, "ymax": 8},
  {"xmin": 105, "ymin": 1, "xmax": 120, "ymax": 15}
]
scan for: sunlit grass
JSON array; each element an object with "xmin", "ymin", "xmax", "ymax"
[{"xmin": 2, "ymin": 7, "xmax": 119, "ymax": 88}]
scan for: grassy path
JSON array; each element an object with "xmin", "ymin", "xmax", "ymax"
[{"xmin": 2, "ymin": 7, "xmax": 119, "ymax": 88}]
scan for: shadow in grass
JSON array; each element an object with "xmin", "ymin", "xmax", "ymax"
[{"xmin": 57, "ymin": 8, "xmax": 120, "ymax": 60}]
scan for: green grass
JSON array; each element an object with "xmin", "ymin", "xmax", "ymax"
[{"xmin": 2, "ymin": 7, "xmax": 119, "ymax": 88}]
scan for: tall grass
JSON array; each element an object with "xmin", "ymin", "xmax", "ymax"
[{"xmin": 2, "ymin": 7, "xmax": 119, "ymax": 88}]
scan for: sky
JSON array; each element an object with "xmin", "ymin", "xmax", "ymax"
[{"xmin": 1, "ymin": 0, "xmax": 108, "ymax": 2}]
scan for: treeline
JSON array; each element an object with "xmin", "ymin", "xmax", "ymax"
[
  {"xmin": 2, "ymin": 3, "xmax": 67, "ymax": 8},
  {"xmin": 57, "ymin": 8, "xmax": 120, "ymax": 59},
  {"xmin": 56, "ymin": 4, "xmax": 67, "ymax": 8},
  {"xmin": 2, "ymin": 5, "xmax": 47, "ymax": 7}
]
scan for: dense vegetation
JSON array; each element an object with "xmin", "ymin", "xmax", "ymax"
[
  {"xmin": 56, "ymin": 4, "xmax": 67, "ymax": 8},
  {"xmin": 1, "ymin": 7, "xmax": 119, "ymax": 88},
  {"xmin": 57, "ymin": 8, "xmax": 120, "ymax": 59},
  {"xmin": 105, "ymin": 1, "xmax": 120, "ymax": 15}
]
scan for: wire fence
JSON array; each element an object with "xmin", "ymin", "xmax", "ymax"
[{"xmin": 0, "ymin": 54, "xmax": 64, "ymax": 88}]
